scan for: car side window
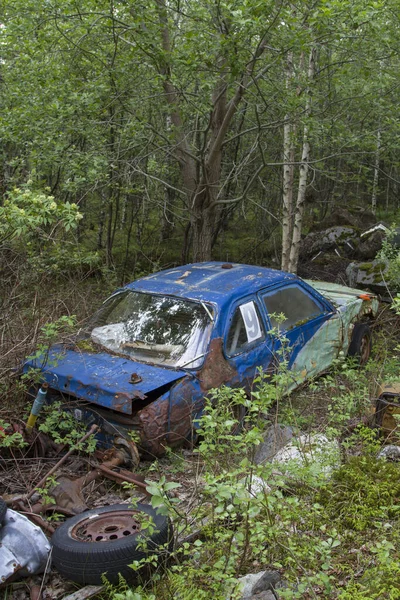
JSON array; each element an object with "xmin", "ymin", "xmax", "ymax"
[
  {"xmin": 226, "ymin": 301, "xmax": 265, "ymax": 356},
  {"xmin": 263, "ymin": 286, "xmax": 322, "ymax": 331}
]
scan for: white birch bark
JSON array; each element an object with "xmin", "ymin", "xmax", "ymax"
[
  {"xmin": 281, "ymin": 51, "xmax": 295, "ymax": 272},
  {"xmin": 288, "ymin": 47, "xmax": 316, "ymax": 274},
  {"xmin": 371, "ymin": 127, "xmax": 381, "ymax": 214}
]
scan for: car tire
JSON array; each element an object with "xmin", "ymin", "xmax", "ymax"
[
  {"xmin": 51, "ymin": 503, "xmax": 173, "ymax": 585},
  {"xmin": 347, "ymin": 323, "xmax": 372, "ymax": 366},
  {"xmin": 0, "ymin": 497, "xmax": 7, "ymax": 524}
]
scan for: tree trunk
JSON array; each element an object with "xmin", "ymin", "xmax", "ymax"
[
  {"xmin": 155, "ymin": 0, "xmax": 268, "ymax": 263},
  {"xmin": 281, "ymin": 51, "xmax": 295, "ymax": 272},
  {"xmin": 288, "ymin": 47, "xmax": 316, "ymax": 274},
  {"xmin": 371, "ymin": 126, "xmax": 381, "ymax": 214}
]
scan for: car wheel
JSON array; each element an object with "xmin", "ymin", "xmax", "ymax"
[
  {"xmin": 51, "ymin": 503, "xmax": 173, "ymax": 585},
  {"xmin": 0, "ymin": 497, "xmax": 7, "ymax": 524},
  {"xmin": 347, "ymin": 323, "xmax": 372, "ymax": 366}
]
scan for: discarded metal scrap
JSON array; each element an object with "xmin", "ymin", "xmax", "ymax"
[
  {"xmin": 375, "ymin": 383, "xmax": 400, "ymax": 440},
  {"xmin": 0, "ymin": 420, "xmax": 151, "ymax": 589},
  {"xmin": 6, "ymin": 423, "xmax": 148, "ymax": 521},
  {"xmin": 0, "ymin": 509, "xmax": 51, "ymax": 585}
]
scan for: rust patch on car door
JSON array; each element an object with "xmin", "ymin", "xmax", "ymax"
[{"xmin": 198, "ymin": 338, "xmax": 237, "ymax": 391}]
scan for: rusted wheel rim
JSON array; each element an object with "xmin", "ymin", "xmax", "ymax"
[{"xmin": 71, "ymin": 510, "xmax": 141, "ymax": 542}]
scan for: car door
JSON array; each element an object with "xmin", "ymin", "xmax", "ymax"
[
  {"xmin": 260, "ymin": 283, "xmax": 343, "ymax": 386},
  {"xmin": 224, "ymin": 296, "xmax": 275, "ymax": 393}
]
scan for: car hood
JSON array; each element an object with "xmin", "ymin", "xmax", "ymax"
[{"xmin": 23, "ymin": 345, "xmax": 187, "ymax": 415}]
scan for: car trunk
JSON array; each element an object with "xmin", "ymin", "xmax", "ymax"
[{"xmin": 23, "ymin": 345, "xmax": 187, "ymax": 415}]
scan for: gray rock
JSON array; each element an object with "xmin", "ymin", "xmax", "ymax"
[
  {"xmin": 378, "ymin": 445, "xmax": 400, "ymax": 461},
  {"xmin": 243, "ymin": 475, "xmax": 272, "ymax": 497},
  {"xmin": 271, "ymin": 434, "xmax": 341, "ymax": 482},
  {"xmin": 254, "ymin": 425, "xmax": 294, "ymax": 465},
  {"xmin": 252, "ymin": 570, "xmax": 281, "ymax": 594},
  {"xmin": 313, "ymin": 206, "xmax": 375, "ymax": 231},
  {"xmin": 356, "ymin": 228, "xmax": 387, "ymax": 260},
  {"xmin": 250, "ymin": 592, "xmax": 276, "ymax": 600},
  {"xmin": 236, "ymin": 572, "xmax": 266, "ymax": 597},
  {"xmin": 301, "ymin": 226, "xmax": 357, "ymax": 259},
  {"xmin": 346, "ymin": 259, "xmax": 390, "ymax": 295},
  {"xmin": 231, "ymin": 570, "xmax": 282, "ymax": 599}
]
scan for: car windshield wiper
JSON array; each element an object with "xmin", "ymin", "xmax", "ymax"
[
  {"xmin": 201, "ymin": 302, "xmax": 214, "ymax": 322},
  {"xmin": 179, "ymin": 353, "xmax": 206, "ymax": 368}
]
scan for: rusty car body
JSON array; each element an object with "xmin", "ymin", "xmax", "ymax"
[{"xmin": 23, "ymin": 262, "xmax": 379, "ymax": 458}]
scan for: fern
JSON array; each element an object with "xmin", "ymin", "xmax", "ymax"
[
  {"xmin": 157, "ymin": 571, "xmax": 211, "ymax": 600},
  {"xmin": 100, "ymin": 573, "xmax": 155, "ymax": 600}
]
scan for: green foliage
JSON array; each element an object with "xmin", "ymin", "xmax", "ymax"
[
  {"xmin": 337, "ymin": 542, "xmax": 400, "ymax": 599},
  {"xmin": 101, "ymin": 574, "xmax": 156, "ymax": 600},
  {"xmin": 23, "ymin": 315, "xmax": 77, "ymax": 384},
  {"xmin": 0, "ymin": 419, "xmax": 26, "ymax": 448},
  {"xmin": 378, "ymin": 226, "xmax": 400, "ymax": 291},
  {"xmin": 0, "ymin": 186, "xmax": 82, "ymax": 245},
  {"xmin": 319, "ymin": 452, "xmax": 400, "ymax": 532},
  {"xmin": 145, "ymin": 476, "xmax": 181, "ymax": 516},
  {"xmin": 38, "ymin": 402, "xmax": 97, "ymax": 452},
  {"xmin": 35, "ymin": 475, "xmax": 58, "ymax": 507},
  {"xmin": 27, "ymin": 246, "xmax": 101, "ymax": 276},
  {"xmin": 134, "ymin": 343, "xmax": 400, "ymax": 599}
]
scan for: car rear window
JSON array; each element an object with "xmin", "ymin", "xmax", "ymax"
[{"xmin": 263, "ymin": 286, "xmax": 322, "ymax": 331}]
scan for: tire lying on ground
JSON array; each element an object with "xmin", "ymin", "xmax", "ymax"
[
  {"xmin": 347, "ymin": 322, "xmax": 372, "ymax": 366},
  {"xmin": 51, "ymin": 503, "xmax": 173, "ymax": 585},
  {"xmin": 0, "ymin": 497, "xmax": 7, "ymax": 524}
]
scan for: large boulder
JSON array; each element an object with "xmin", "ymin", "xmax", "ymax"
[
  {"xmin": 355, "ymin": 223, "xmax": 389, "ymax": 260},
  {"xmin": 300, "ymin": 226, "xmax": 358, "ymax": 260},
  {"xmin": 346, "ymin": 258, "xmax": 390, "ymax": 295},
  {"xmin": 312, "ymin": 206, "xmax": 375, "ymax": 231}
]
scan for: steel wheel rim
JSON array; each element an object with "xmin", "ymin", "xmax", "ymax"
[{"xmin": 71, "ymin": 510, "xmax": 142, "ymax": 542}]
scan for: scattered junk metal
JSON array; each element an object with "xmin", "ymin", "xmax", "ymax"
[
  {"xmin": 375, "ymin": 383, "xmax": 400, "ymax": 440},
  {"xmin": 0, "ymin": 509, "xmax": 51, "ymax": 585},
  {"xmin": 0, "ymin": 415, "xmax": 153, "ymax": 592},
  {"xmin": 7, "ymin": 424, "xmax": 148, "ymax": 520}
]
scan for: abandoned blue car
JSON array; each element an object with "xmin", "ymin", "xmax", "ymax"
[{"xmin": 24, "ymin": 262, "xmax": 378, "ymax": 458}]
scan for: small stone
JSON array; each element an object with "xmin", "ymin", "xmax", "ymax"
[
  {"xmin": 378, "ymin": 445, "xmax": 400, "ymax": 461},
  {"xmin": 252, "ymin": 570, "xmax": 281, "ymax": 594},
  {"xmin": 232, "ymin": 570, "xmax": 282, "ymax": 599},
  {"xmin": 254, "ymin": 425, "xmax": 294, "ymax": 465}
]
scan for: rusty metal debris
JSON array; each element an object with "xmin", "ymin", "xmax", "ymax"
[
  {"xmin": 44, "ymin": 448, "xmax": 148, "ymax": 515},
  {"xmin": 375, "ymin": 383, "xmax": 400, "ymax": 440},
  {"xmin": 0, "ymin": 509, "xmax": 51, "ymax": 586},
  {"xmin": 26, "ymin": 424, "xmax": 99, "ymax": 500},
  {"xmin": 6, "ymin": 427, "xmax": 147, "ymax": 520},
  {"xmin": 70, "ymin": 508, "xmax": 141, "ymax": 542},
  {"xmin": 0, "ymin": 420, "xmax": 154, "ymax": 591}
]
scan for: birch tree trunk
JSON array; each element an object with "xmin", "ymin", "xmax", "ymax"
[
  {"xmin": 281, "ymin": 50, "xmax": 295, "ymax": 272},
  {"xmin": 288, "ymin": 47, "xmax": 316, "ymax": 274},
  {"xmin": 371, "ymin": 126, "xmax": 381, "ymax": 214}
]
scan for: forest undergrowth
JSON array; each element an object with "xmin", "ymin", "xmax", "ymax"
[{"xmin": 1, "ymin": 266, "xmax": 400, "ymax": 599}]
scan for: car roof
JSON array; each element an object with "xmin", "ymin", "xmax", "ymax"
[{"xmin": 126, "ymin": 262, "xmax": 298, "ymax": 309}]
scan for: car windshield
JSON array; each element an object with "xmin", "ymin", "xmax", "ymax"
[{"xmin": 84, "ymin": 290, "xmax": 213, "ymax": 368}]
